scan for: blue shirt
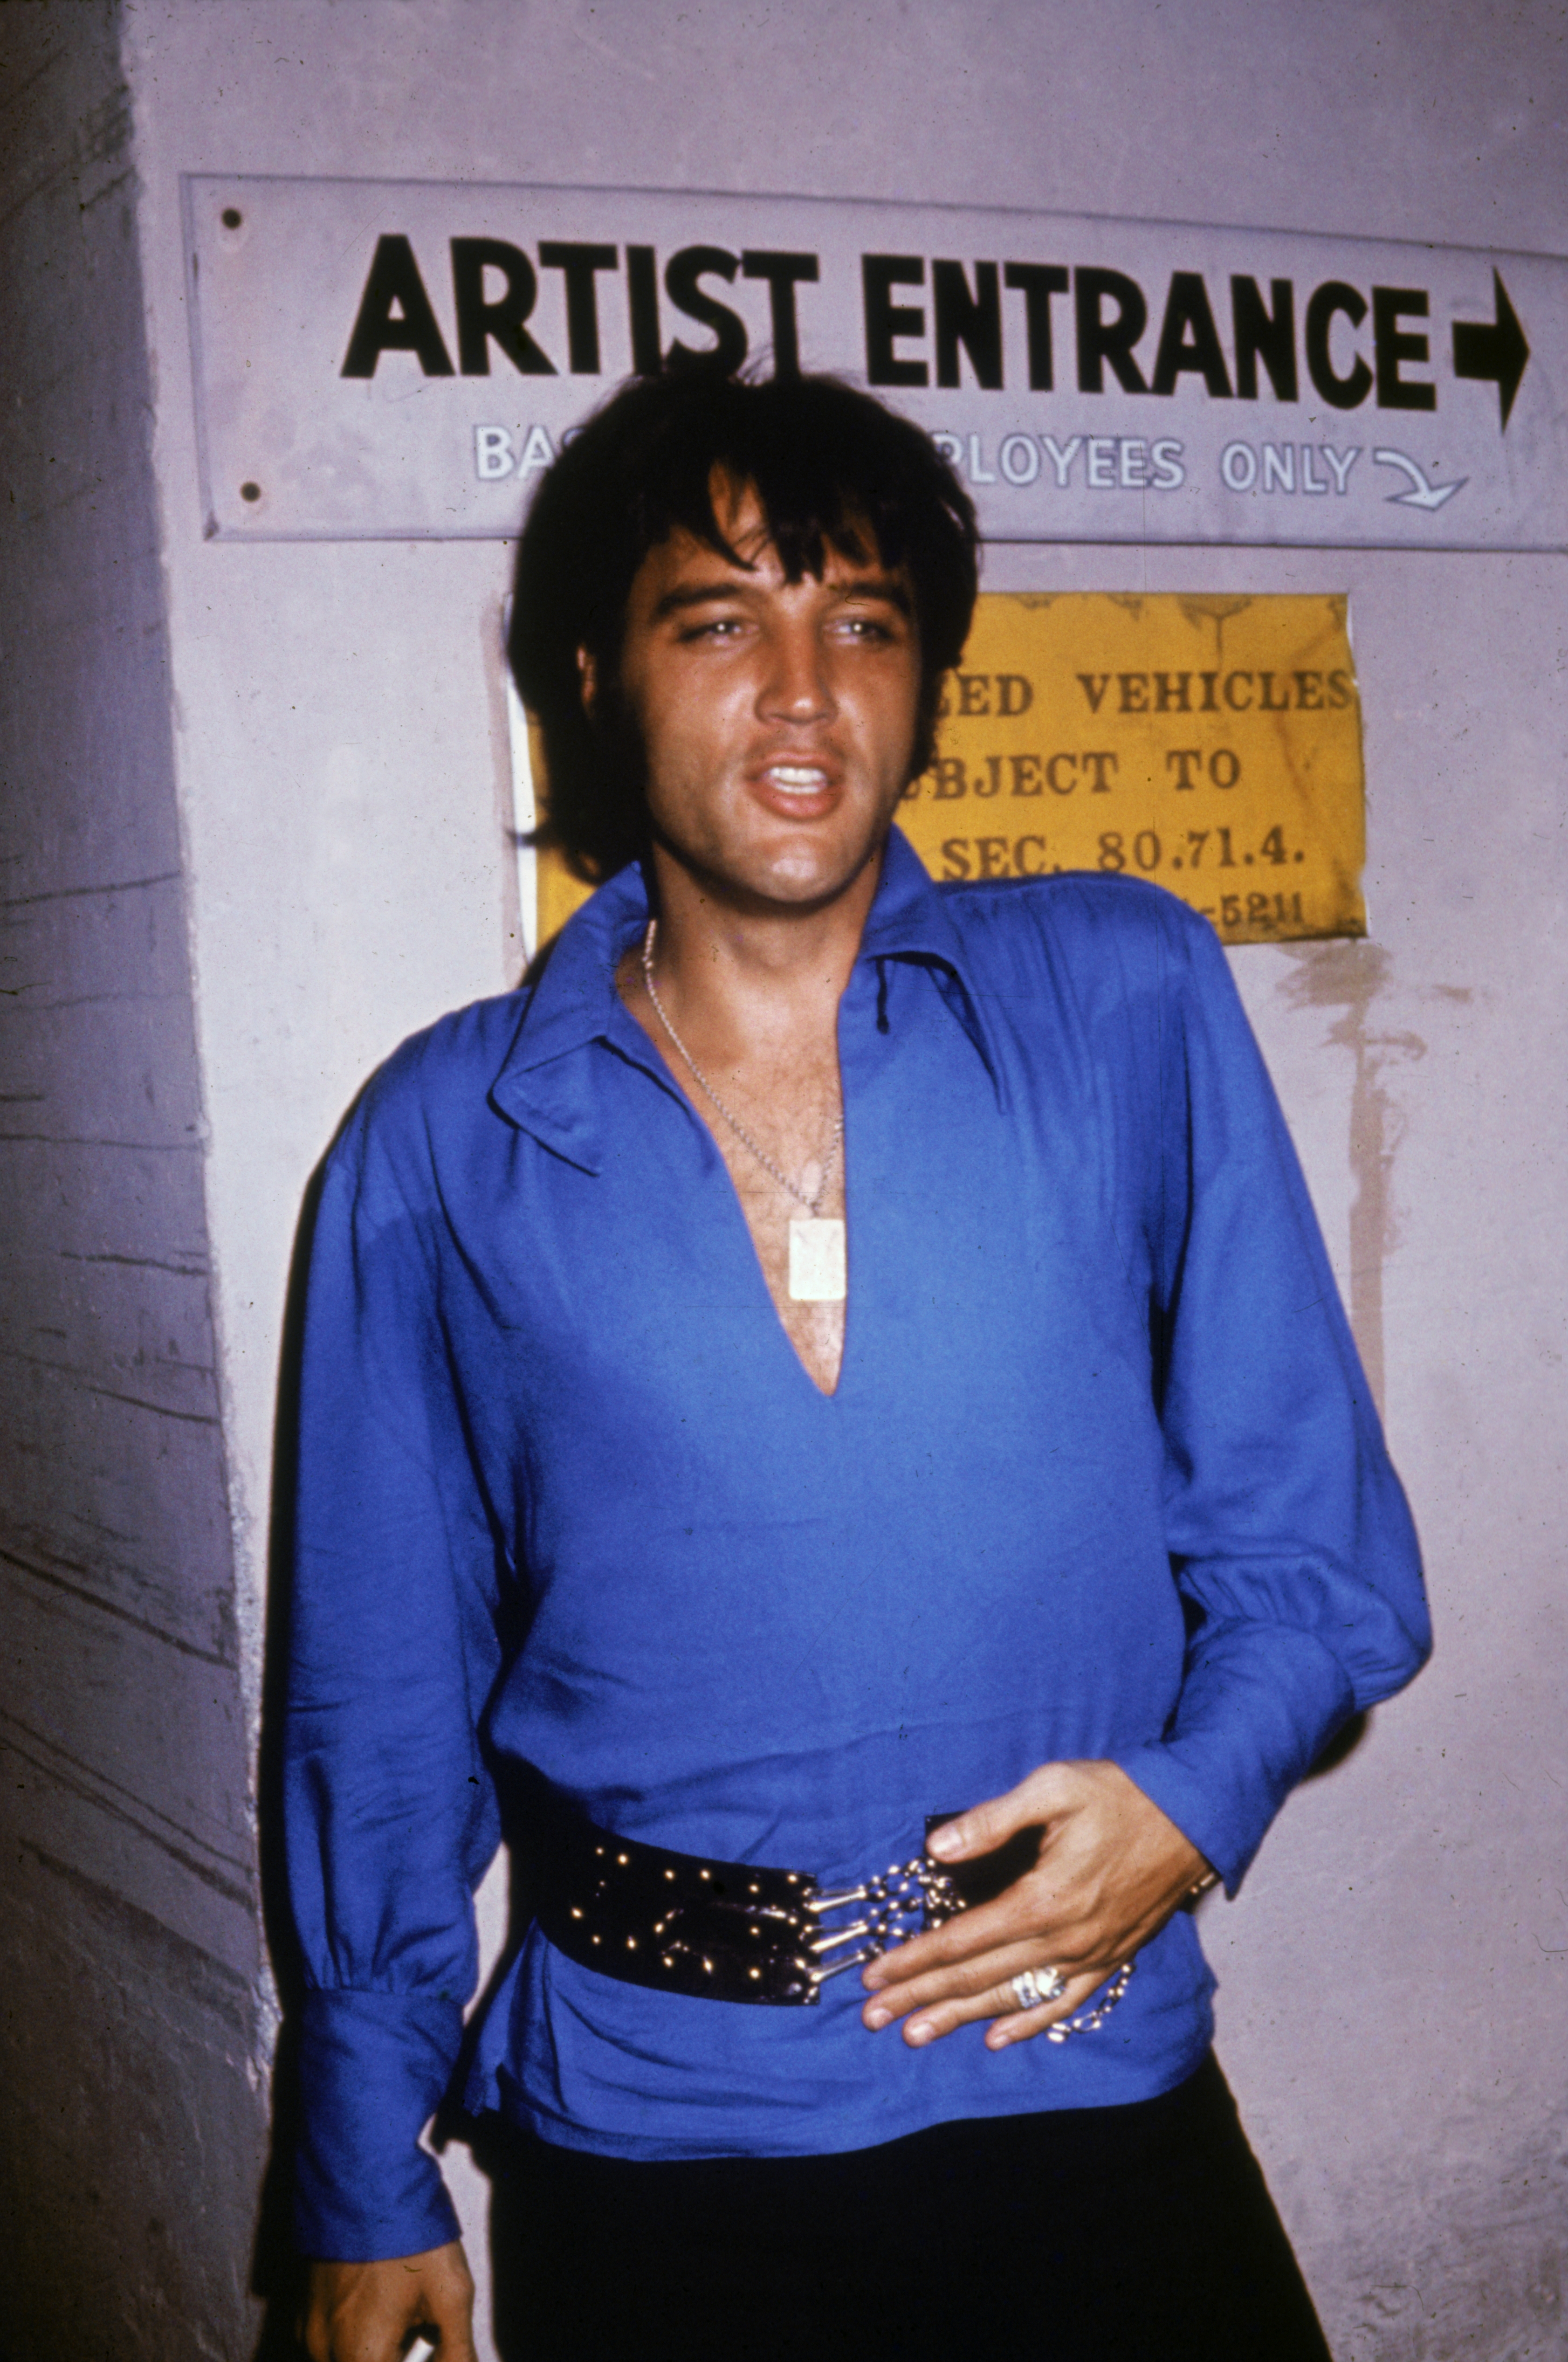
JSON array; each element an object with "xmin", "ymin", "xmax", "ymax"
[{"xmin": 285, "ymin": 829, "xmax": 1429, "ymax": 2260}]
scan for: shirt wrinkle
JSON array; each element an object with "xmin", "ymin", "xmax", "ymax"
[{"xmin": 284, "ymin": 831, "xmax": 1430, "ymax": 2254}]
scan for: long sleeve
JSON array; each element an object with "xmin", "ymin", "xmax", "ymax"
[
  {"xmin": 1110, "ymin": 903, "xmax": 1430, "ymax": 1891},
  {"xmin": 284, "ymin": 1067, "xmax": 505, "ymax": 2259}
]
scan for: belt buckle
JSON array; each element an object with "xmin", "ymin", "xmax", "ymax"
[{"xmin": 797, "ymin": 1855, "xmax": 966, "ymax": 1994}]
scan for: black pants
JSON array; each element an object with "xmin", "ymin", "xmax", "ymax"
[{"xmin": 485, "ymin": 2052, "xmax": 1332, "ymax": 2361}]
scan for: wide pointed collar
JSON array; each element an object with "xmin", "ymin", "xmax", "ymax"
[
  {"xmin": 855, "ymin": 826, "xmax": 999, "ymax": 1086},
  {"xmin": 488, "ymin": 828, "xmax": 996, "ymax": 1170},
  {"xmin": 859, "ymin": 824, "xmax": 971, "ymax": 969},
  {"xmin": 487, "ymin": 859, "xmax": 653, "ymax": 1170}
]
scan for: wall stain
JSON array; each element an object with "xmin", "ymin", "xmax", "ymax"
[
  {"xmin": 14, "ymin": 1837, "xmax": 253, "ymax": 2030},
  {"xmin": 1176, "ymin": 593, "xmax": 1254, "ymax": 665},
  {"xmin": 1280, "ymin": 940, "xmax": 1426, "ymax": 1417},
  {"xmin": 0, "ymin": 1539, "xmax": 234, "ymax": 1668},
  {"xmin": 0, "ymin": 1711, "xmax": 253, "ymax": 1906},
  {"xmin": 0, "ymin": 869, "xmax": 180, "ymax": 911}
]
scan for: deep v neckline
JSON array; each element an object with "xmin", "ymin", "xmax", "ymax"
[
  {"xmin": 667, "ymin": 1067, "xmax": 852, "ymax": 1402},
  {"xmin": 608, "ymin": 968, "xmax": 851, "ymax": 1400}
]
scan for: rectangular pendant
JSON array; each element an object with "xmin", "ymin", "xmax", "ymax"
[{"xmin": 788, "ymin": 1217, "xmax": 847, "ymax": 1303}]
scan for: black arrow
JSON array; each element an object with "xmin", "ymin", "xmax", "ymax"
[{"xmin": 1452, "ymin": 269, "xmax": 1530, "ymax": 430}]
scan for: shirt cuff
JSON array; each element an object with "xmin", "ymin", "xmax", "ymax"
[
  {"xmin": 1112, "ymin": 1622, "xmax": 1356, "ymax": 1894},
  {"xmin": 294, "ymin": 1988, "xmax": 465, "ymax": 2260}
]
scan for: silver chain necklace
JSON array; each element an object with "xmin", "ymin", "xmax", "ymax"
[
  {"xmin": 640, "ymin": 919, "xmax": 848, "ymax": 1305},
  {"xmin": 640, "ymin": 919, "xmax": 844, "ymax": 1214}
]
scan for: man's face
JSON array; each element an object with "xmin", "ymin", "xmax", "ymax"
[{"xmin": 588, "ymin": 478, "xmax": 922, "ymax": 911}]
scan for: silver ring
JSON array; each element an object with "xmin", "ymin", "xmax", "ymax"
[{"xmin": 1010, "ymin": 1966, "xmax": 1066, "ymax": 2011}]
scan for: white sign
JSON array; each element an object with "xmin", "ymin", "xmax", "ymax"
[{"xmin": 182, "ymin": 176, "xmax": 1566, "ymax": 551}]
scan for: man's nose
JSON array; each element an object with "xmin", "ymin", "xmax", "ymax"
[{"xmin": 757, "ymin": 618, "xmax": 835, "ymax": 723}]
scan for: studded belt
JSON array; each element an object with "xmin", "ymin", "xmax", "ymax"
[{"xmin": 530, "ymin": 1799, "xmax": 1040, "ymax": 2006}]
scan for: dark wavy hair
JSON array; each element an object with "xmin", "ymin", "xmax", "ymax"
[{"xmin": 506, "ymin": 365, "xmax": 979, "ymax": 883}]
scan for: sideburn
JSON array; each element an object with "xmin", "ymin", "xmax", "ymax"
[{"xmin": 584, "ymin": 667, "xmax": 654, "ymax": 877}]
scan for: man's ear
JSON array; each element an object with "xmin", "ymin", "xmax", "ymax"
[{"xmin": 577, "ymin": 647, "xmax": 598, "ymax": 720}]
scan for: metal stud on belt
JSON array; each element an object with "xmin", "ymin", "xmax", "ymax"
[{"xmin": 537, "ymin": 1804, "xmax": 1136, "ymax": 2031}]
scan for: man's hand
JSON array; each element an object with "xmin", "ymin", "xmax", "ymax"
[
  {"xmin": 860, "ymin": 1761, "xmax": 1210, "ymax": 2052},
  {"xmin": 300, "ymin": 2241, "xmax": 478, "ymax": 2361}
]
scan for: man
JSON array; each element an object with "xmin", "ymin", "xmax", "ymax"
[{"xmin": 289, "ymin": 366, "xmax": 1429, "ymax": 2361}]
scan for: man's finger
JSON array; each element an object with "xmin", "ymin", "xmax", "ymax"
[
  {"xmin": 981, "ymin": 1967, "xmax": 1120, "ymax": 2051},
  {"xmin": 302, "ymin": 2247, "xmax": 476, "ymax": 2362},
  {"xmin": 423, "ymin": 2294, "xmax": 481, "ymax": 2362},
  {"xmin": 925, "ymin": 1763, "xmax": 1064, "ymax": 1867},
  {"xmin": 863, "ymin": 1931, "xmax": 1103, "ymax": 2028},
  {"xmin": 863, "ymin": 1935, "xmax": 1045, "ymax": 2022},
  {"xmin": 865, "ymin": 1896, "xmax": 1031, "ymax": 1989},
  {"xmin": 418, "ymin": 2327, "xmax": 480, "ymax": 2362},
  {"xmin": 864, "ymin": 1850, "xmax": 1107, "ymax": 1992},
  {"xmin": 417, "ymin": 2250, "xmax": 480, "ymax": 2362},
  {"xmin": 883, "ymin": 1964, "xmax": 1108, "ymax": 2048}
]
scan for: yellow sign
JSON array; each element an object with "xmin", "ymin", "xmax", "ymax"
[
  {"xmin": 901, "ymin": 592, "xmax": 1364, "ymax": 944},
  {"xmin": 532, "ymin": 592, "xmax": 1365, "ymax": 950}
]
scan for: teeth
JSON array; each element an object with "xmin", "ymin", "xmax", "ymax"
[{"xmin": 767, "ymin": 766, "xmax": 829, "ymax": 790}]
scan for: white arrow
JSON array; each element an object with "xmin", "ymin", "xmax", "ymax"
[{"xmin": 1373, "ymin": 448, "xmax": 1467, "ymax": 510}]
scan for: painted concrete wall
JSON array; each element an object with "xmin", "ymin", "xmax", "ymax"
[
  {"xmin": 0, "ymin": 9, "xmax": 268, "ymax": 2360},
  {"xmin": 4, "ymin": 0, "xmax": 1560, "ymax": 2354}
]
